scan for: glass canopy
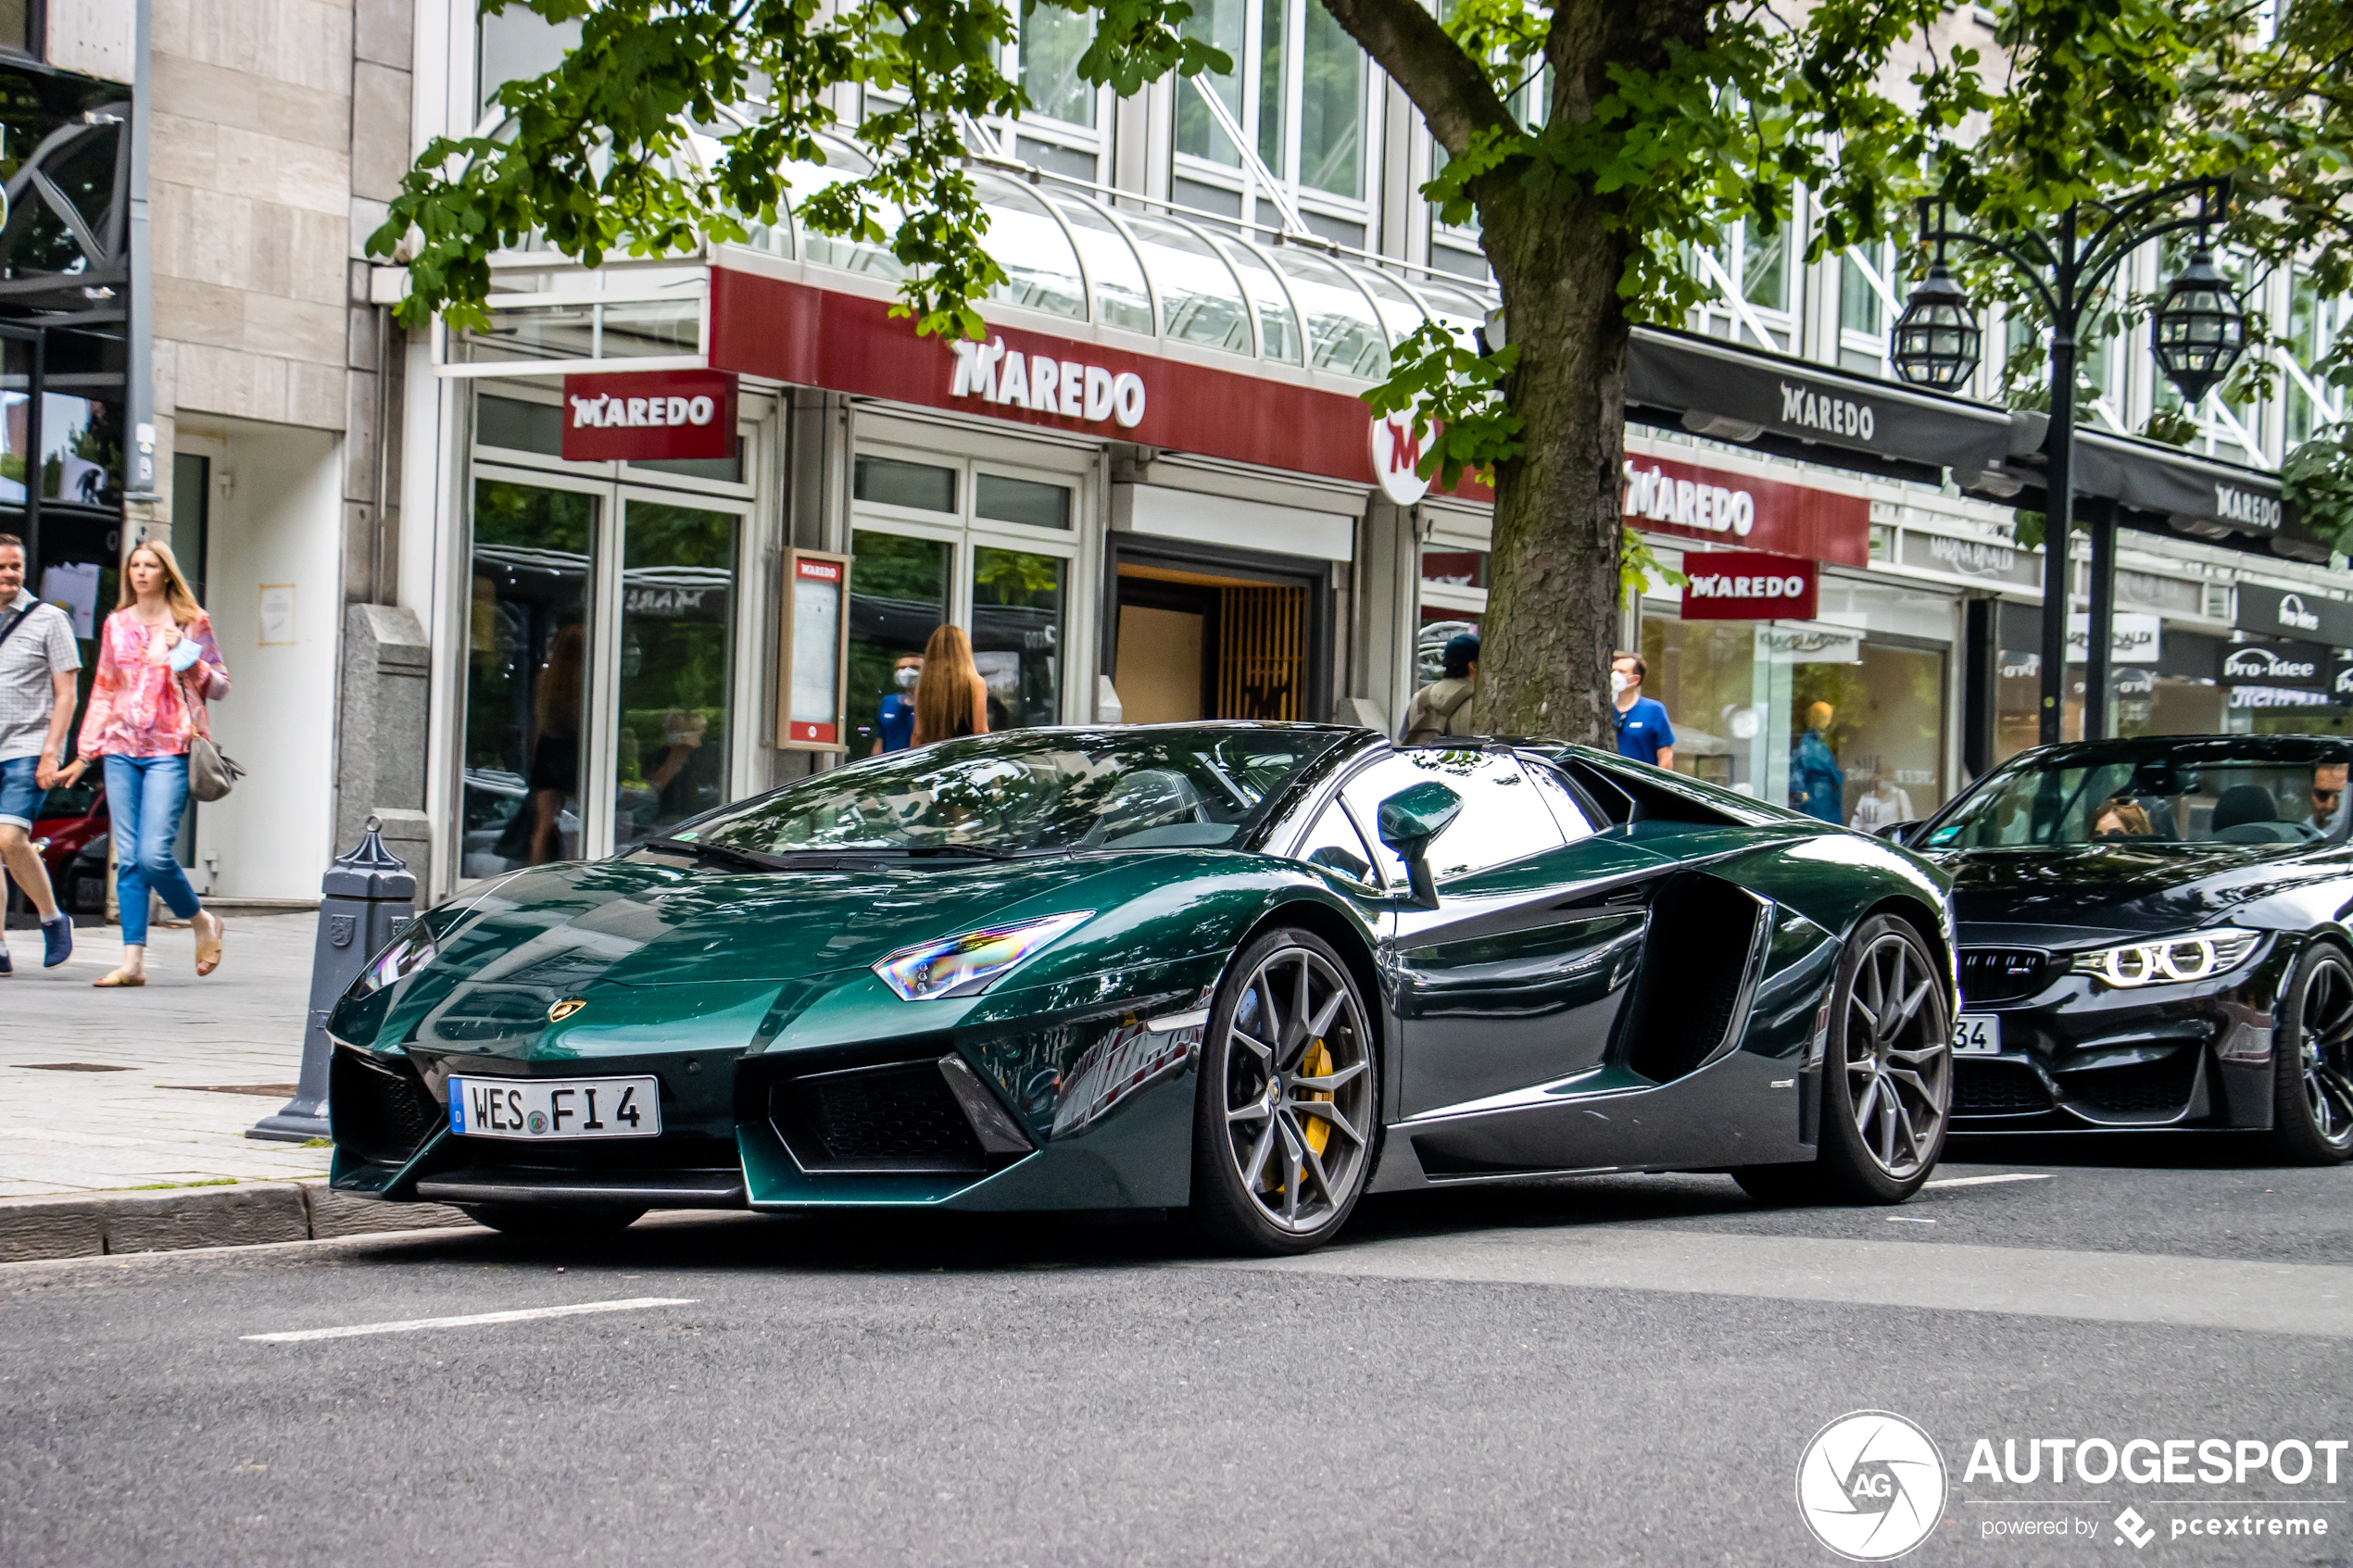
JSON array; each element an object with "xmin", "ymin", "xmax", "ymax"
[{"xmin": 497, "ymin": 126, "xmax": 1495, "ymax": 381}]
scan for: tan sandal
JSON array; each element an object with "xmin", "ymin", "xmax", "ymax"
[
  {"xmin": 94, "ymin": 968, "xmax": 145, "ymax": 987},
  {"xmin": 195, "ymin": 916, "xmax": 224, "ymax": 977}
]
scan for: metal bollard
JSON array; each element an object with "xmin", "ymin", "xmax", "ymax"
[{"xmin": 249, "ymin": 815, "xmax": 417, "ymax": 1143}]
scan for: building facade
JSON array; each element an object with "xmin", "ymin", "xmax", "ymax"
[{"xmin": 4, "ymin": 0, "xmax": 2347, "ymax": 913}]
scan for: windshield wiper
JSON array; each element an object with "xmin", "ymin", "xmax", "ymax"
[
  {"xmin": 901, "ymin": 843, "xmax": 1021, "ymax": 859},
  {"xmin": 642, "ymin": 835, "xmax": 792, "ymax": 872}
]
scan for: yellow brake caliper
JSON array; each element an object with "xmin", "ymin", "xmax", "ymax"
[{"xmin": 1298, "ymin": 1038, "xmax": 1334, "ymax": 1158}]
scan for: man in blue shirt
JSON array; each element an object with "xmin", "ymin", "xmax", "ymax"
[
  {"xmin": 871, "ymin": 654, "xmax": 922, "ymax": 755},
  {"xmin": 1611, "ymin": 651, "xmax": 1675, "ymax": 769}
]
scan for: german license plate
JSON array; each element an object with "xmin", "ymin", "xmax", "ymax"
[
  {"xmin": 447, "ymin": 1075, "xmax": 661, "ymax": 1140},
  {"xmin": 1952, "ymin": 1014, "xmax": 2002, "ymax": 1056}
]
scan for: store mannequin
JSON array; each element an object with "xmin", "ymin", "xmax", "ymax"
[{"xmin": 1793, "ymin": 700, "xmax": 1843, "ymax": 824}]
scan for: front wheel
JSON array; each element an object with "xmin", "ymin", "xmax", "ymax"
[
  {"xmin": 2271, "ymin": 941, "xmax": 2353, "ymax": 1165},
  {"xmin": 1189, "ymin": 928, "xmax": 1378, "ymax": 1255},
  {"xmin": 460, "ymin": 1203, "xmax": 647, "ymax": 1243},
  {"xmin": 1735, "ymin": 913, "xmax": 1952, "ymax": 1206}
]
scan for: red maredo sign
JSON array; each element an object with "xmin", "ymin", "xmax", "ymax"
[
  {"xmin": 561, "ymin": 370, "xmax": 738, "ymax": 462},
  {"xmin": 1624, "ymin": 451, "xmax": 1869, "ymax": 567},
  {"xmin": 707, "ymin": 266, "xmax": 1490, "ymax": 499},
  {"xmin": 1680, "ymin": 548, "xmax": 1819, "ymax": 621}
]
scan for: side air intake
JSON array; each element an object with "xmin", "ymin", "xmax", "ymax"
[{"xmin": 1617, "ymin": 874, "xmax": 1765, "ymax": 1083}]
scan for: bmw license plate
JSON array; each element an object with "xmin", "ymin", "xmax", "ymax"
[
  {"xmin": 448, "ymin": 1075, "xmax": 662, "ymax": 1140},
  {"xmin": 1952, "ymin": 1014, "xmax": 2002, "ymax": 1056}
]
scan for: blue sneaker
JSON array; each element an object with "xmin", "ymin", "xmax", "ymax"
[{"xmin": 42, "ymin": 914, "xmax": 71, "ymax": 968}]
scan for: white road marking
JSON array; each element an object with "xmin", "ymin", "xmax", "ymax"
[
  {"xmin": 1224, "ymin": 1231, "xmax": 2353, "ymax": 1337},
  {"xmin": 244, "ymin": 1297, "xmax": 696, "ymax": 1343},
  {"xmin": 1924, "ymin": 1172, "xmax": 2055, "ymax": 1188}
]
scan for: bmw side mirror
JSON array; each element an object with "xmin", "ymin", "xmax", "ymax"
[{"xmin": 1376, "ymin": 781, "xmax": 1464, "ymax": 906}]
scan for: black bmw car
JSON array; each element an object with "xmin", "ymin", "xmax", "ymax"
[{"xmin": 1894, "ymin": 734, "xmax": 2353, "ymax": 1160}]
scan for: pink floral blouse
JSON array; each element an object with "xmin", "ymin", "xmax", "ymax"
[{"xmin": 76, "ymin": 609, "xmax": 232, "ymax": 759}]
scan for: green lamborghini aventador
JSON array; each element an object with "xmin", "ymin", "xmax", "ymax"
[{"xmin": 328, "ymin": 722, "xmax": 1957, "ymax": 1252}]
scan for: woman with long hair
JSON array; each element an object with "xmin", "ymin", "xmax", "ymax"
[
  {"xmin": 910, "ymin": 623, "xmax": 991, "ymax": 747},
  {"xmin": 68, "ymin": 539, "xmax": 230, "ymax": 985}
]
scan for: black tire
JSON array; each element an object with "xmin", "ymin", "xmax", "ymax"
[
  {"xmin": 1189, "ymin": 927, "xmax": 1378, "ymax": 1256},
  {"xmin": 460, "ymin": 1203, "xmax": 648, "ymax": 1242},
  {"xmin": 2271, "ymin": 941, "xmax": 2353, "ymax": 1165},
  {"xmin": 1732, "ymin": 913, "xmax": 1952, "ymax": 1206}
]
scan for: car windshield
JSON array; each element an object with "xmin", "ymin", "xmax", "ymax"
[
  {"xmin": 1925, "ymin": 739, "xmax": 2353, "ymax": 849},
  {"xmin": 672, "ymin": 726, "xmax": 1348, "ymax": 857}
]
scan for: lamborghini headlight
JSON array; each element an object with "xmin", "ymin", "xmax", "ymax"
[
  {"xmin": 873, "ymin": 911, "xmax": 1094, "ymax": 1002},
  {"xmin": 2070, "ymin": 928, "xmax": 2262, "ymax": 989},
  {"xmin": 350, "ymin": 922, "xmax": 437, "ymax": 997}
]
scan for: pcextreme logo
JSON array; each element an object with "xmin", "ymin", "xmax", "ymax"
[{"xmin": 1796, "ymin": 1411, "xmax": 1949, "ymax": 1562}]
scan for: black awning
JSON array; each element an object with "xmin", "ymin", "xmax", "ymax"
[
  {"xmin": 1625, "ymin": 326, "xmax": 2020, "ymax": 491},
  {"xmin": 1620, "ymin": 325, "xmax": 2330, "ymax": 565}
]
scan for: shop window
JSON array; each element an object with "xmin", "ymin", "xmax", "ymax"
[
  {"xmin": 855, "ymin": 455, "xmax": 958, "ymax": 515},
  {"xmin": 0, "ymin": 0, "xmax": 34, "ymax": 56},
  {"xmin": 849, "ymin": 530, "xmax": 952, "ymax": 756},
  {"xmin": 478, "ymin": 394, "xmax": 564, "ymax": 456},
  {"xmin": 973, "ymin": 546, "xmax": 1066, "ymax": 730},
  {"xmin": 975, "ymin": 472, "xmax": 1073, "ymax": 531},
  {"xmin": 1340, "ymin": 751, "xmax": 1563, "ymax": 885},
  {"xmin": 1417, "ymin": 540, "xmax": 1487, "ymax": 687},
  {"xmin": 462, "ymin": 480, "xmax": 597, "ymax": 878},
  {"xmin": 613, "ymin": 501, "xmax": 736, "ymax": 853}
]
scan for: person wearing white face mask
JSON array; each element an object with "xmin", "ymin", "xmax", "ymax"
[
  {"xmin": 872, "ymin": 654, "xmax": 922, "ymax": 756},
  {"xmin": 1611, "ymin": 651, "xmax": 1675, "ymax": 771}
]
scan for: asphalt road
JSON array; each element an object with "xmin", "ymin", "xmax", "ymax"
[{"xmin": 6, "ymin": 1141, "xmax": 2351, "ymax": 1568}]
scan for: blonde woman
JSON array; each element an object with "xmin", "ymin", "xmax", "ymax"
[
  {"xmin": 910, "ymin": 623, "xmax": 990, "ymax": 746},
  {"xmin": 69, "ymin": 540, "xmax": 229, "ymax": 985}
]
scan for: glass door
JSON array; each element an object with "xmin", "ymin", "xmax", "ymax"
[
  {"xmin": 610, "ymin": 494, "xmax": 742, "ymax": 853},
  {"xmin": 461, "ymin": 473, "xmax": 600, "ymax": 879}
]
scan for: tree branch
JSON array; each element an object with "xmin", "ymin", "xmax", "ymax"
[{"xmin": 1315, "ymin": 0, "xmax": 1516, "ymax": 157}]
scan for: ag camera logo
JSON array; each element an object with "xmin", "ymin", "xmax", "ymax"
[{"xmin": 1797, "ymin": 1411, "xmax": 1948, "ymax": 1561}]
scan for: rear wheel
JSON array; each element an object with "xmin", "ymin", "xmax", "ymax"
[
  {"xmin": 460, "ymin": 1203, "xmax": 647, "ymax": 1242},
  {"xmin": 1189, "ymin": 928, "xmax": 1378, "ymax": 1255},
  {"xmin": 2271, "ymin": 942, "xmax": 2353, "ymax": 1165},
  {"xmin": 1734, "ymin": 914, "xmax": 1952, "ymax": 1206}
]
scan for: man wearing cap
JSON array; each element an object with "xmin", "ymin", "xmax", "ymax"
[{"xmin": 1402, "ymin": 632, "xmax": 1479, "ymax": 744}]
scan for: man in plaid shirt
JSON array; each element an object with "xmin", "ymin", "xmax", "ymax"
[{"xmin": 0, "ymin": 533, "xmax": 81, "ymax": 972}]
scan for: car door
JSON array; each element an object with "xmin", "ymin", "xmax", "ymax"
[{"xmin": 1339, "ymin": 750, "xmax": 1671, "ymax": 1118}]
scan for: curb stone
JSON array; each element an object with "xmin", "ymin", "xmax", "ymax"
[{"xmin": 0, "ymin": 1183, "xmax": 476, "ymax": 1262}]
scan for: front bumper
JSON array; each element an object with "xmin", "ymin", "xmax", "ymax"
[
  {"xmin": 1947, "ymin": 937, "xmax": 2289, "ymax": 1132},
  {"xmin": 328, "ymin": 982, "xmax": 1215, "ymax": 1212}
]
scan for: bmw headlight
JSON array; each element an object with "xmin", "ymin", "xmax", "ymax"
[
  {"xmin": 350, "ymin": 922, "xmax": 437, "ymax": 997},
  {"xmin": 873, "ymin": 911, "xmax": 1094, "ymax": 1002},
  {"xmin": 2070, "ymin": 928, "xmax": 2262, "ymax": 989}
]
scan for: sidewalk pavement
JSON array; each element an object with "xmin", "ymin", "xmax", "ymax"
[{"xmin": 1, "ymin": 912, "xmax": 471, "ymax": 1258}]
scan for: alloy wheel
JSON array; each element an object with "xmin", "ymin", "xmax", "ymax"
[
  {"xmin": 2296, "ymin": 951, "xmax": 2353, "ymax": 1150},
  {"xmin": 1220, "ymin": 945, "xmax": 1375, "ymax": 1235},
  {"xmin": 1842, "ymin": 932, "xmax": 1951, "ymax": 1182}
]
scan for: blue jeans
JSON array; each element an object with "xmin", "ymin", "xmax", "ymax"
[{"xmin": 104, "ymin": 753, "xmax": 203, "ymax": 947}]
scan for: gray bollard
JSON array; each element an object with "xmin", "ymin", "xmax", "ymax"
[{"xmin": 249, "ymin": 815, "xmax": 417, "ymax": 1143}]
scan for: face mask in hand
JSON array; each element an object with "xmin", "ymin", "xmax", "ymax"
[
  {"xmin": 895, "ymin": 667, "xmax": 920, "ymax": 690},
  {"xmin": 1609, "ymin": 671, "xmax": 1632, "ymax": 697}
]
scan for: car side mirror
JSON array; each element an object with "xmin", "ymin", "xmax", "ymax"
[
  {"xmin": 1873, "ymin": 820, "xmax": 1924, "ymax": 847},
  {"xmin": 1376, "ymin": 781, "xmax": 1463, "ymax": 906}
]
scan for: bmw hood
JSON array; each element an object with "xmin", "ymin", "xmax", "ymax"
[{"xmin": 1937, "ymin": 843, "xmax": 2333, "ymax": 944}]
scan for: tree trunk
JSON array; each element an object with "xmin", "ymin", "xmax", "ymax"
[{"xmin": 1472, "ymin": 206, "xmax": 1633, "ymax": 747}]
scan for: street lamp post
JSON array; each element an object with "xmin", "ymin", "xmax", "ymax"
[{"xmin": 1890, "ymin": 179, "xmax": 2246, "ymax": 745}]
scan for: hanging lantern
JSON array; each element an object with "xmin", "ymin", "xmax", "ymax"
[
  {"xmin": 2150, "ymin": 247, "xmax": 2246, "ymax": 405},
  {"xmin": 1890, "ymin": 263, "xmax": 1982, "ymax": 391}
]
